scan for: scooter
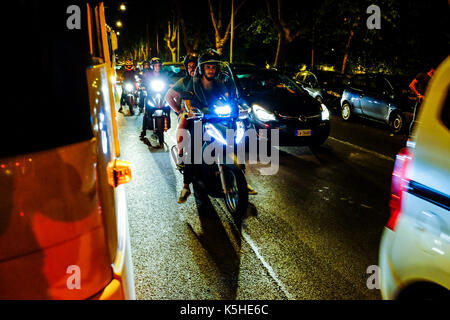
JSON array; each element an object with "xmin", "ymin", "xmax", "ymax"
[
  {"xmin": 173, "ymin": 92, "xmax": 249, "ymax": 218},
  {"xmin": 145, "ymin": 78, "xmax": 171, "ymax": 147}
]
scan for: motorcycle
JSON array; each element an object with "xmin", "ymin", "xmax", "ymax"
[
  {"xmin": 145, "ymin": 78, "xmax": 171, "ymax": 147},
  {"xmin": 137, "ymin": 82, "xmax": 147, "ymax": 114},
  {"xmin": 174, "ymin": 88, "xmax": 249, "ymax": 218},
  {"xmin": 122, "ymin": 81, "xmax": 137, "ymax": 115}
]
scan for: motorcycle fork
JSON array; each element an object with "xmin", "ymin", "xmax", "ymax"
[{"xmin": 218, "ymin": 164, "xmax": 228, "ymax": 196}]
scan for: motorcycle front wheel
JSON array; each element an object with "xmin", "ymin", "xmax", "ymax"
[{"xmin": 222, "ymin": 165, "xmax": 248, "ymax": 218}]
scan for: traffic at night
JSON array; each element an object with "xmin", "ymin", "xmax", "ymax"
[{"xmin": 0, "ymin": 0, "xmax": 449, "ymax": 309}]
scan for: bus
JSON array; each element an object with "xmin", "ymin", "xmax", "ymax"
[{"xmin": 0, "ymin": 1, "xmax": 135, "ymax": 299}]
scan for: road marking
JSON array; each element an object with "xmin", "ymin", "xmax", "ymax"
[
  {"xmin": 328, "ymin": 136, "xmax": 395, "ymax": 162},
  {"xmin": 242, "ymin": 232, "xmax": 295, "ymax": 300}
]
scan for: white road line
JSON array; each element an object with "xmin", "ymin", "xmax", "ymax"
[
  {"xmin": 328, "ymin": 136, "xmax": 395, "ymax": 162},
  {"xmin": 242, "ymin": 232, "xmax": 295, "ymax": 300}
]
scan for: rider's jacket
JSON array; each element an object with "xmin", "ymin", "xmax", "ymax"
[{"xmin": 122, "ymin": 68, "xmax": 137, "ymax": 84}]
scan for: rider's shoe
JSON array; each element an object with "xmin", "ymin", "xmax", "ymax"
[
  {"xmin": 139, "ymin": 131, "xmax": 146, "ymax": 140},
  {"xmin": 177, "ymin": 187, "xmax": 191, "ymax": 204},
  {"xmin": 247, "ymin": 184, "xmax": 258, "ymax": 195}
]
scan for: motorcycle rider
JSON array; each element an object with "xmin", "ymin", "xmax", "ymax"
[
  {"xmin": 165, "ymin": 53, "xmax": 199, "ymax": 157},
  {"xmin": 140, "ymin": 57, "xmax": 171, "ymax": 140},
  {"xmin": 174, "ymin": 49, "xmax": 257, "ymax": 204},
  {"xmin": 119, "ymin": 58, "xmax": 138, "ymax": 114},
  {"xmin": 165, "ymin": 53, "xmax": 199, "ymax": 203},
  {"xmin": 137, "ymin": 60, "xmax": 152, "ymax": 113}
]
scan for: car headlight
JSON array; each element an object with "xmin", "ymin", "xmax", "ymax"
[
  {"xmin": 321, "ymin": 103, "xmax": 330, "ymax": 121},
  {"xmin": 214, "ymin": 104, "xmax": 232, "ymax": 117},
  {"xmin": 252, "ymin": 104, "xmax": 276, "ymax": 122},
  {"xmin": 150, "ymin": 80, "xmax": 166, "ymax": 92},
  {"xmin": 125, "ymin": 83, "xmax": 134, "ymax": 92}
]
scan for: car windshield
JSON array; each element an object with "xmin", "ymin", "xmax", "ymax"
[
  {"xmin": 1, "ymin": 1, "xmax": 93, "ymax": 158},
  {"xmin": 235, "ymin": 69, "xmax": 305, "ymax": 95}
]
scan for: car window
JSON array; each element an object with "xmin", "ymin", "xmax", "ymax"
[
  {"xmin": 1, "ymin": 1, "xmax": 93, "ymax": 158},
  {"xmin": 236, "ymin": 70, "xmax": 305, "ymax": 94},
  {"xmin": 441, "ymin": 88, "xmax": 450, "ymax": 130},
  {"xmin": 351, "ymin": 76, "xmax": 367, "ymax": 90}
]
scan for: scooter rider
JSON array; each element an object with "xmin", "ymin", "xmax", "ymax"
[
  {"xmin": 137, "ymin": 60, "xmax": 152, "ymax": 113},
  {"xmin": 119, "ymin": 59, "xmax": 138, "ymax": 113},
  {"xmin": 140, "ymin": 57, "xmax": 171, "ymax": 140},
  {"xmin": 165, "ymin": 53, "xmax": 199, "ymax": 157},
  {"xmin": 174, "ymin": 49, "xmax": 257, "ymax": 204},
  {"xmin": 165, "ymin": 53, "xmax": 199, "ymax": 203}
]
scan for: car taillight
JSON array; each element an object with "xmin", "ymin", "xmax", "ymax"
[{"xmin": 387, "ymin": 147, "xmax": 413, "ymax": 230}]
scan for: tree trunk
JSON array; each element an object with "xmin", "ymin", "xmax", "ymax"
[
  {"xmin": 341, "ymin": 29, "xmax": 354, "ymax": 74},
  {"xmin": 274, "ymin": 33, "xmax": 288, "ymax": 67}
]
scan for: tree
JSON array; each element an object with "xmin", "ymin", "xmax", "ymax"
[
  {"xmin": 266, "ymin": 0, "xmax": 307, "ymax": 67},
  {"xmin": 175, "ymin": 0, "xmax": 201, "ymax": 55},
  {"xmin": 166, "ymin": 10, "xmax": 179, "ymax": 62},
  {"xmin": 207, "ymin": 0, "xmax": 248, "ymax": 55}
]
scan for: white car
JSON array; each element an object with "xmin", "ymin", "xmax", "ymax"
[{"xmin": 379, "ymin": 55, "xmax": 450, "ymax": 300}]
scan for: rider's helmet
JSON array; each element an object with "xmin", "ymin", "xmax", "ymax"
[
  {"xmin": 198, "ymin": 49, "xmax": 221, "ymax": 77},
  {"xmin": 183, "ymin": 53, "xmax": 199, "ymax": 71},
  {"xmin": 142, "ymin": 60, "xmax": 150, "ymax": 70},
  {"xmin": 150, "ymin": 57, "xmax": 163, "ymax": 70}
]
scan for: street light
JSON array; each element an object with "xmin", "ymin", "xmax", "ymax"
[
  {"xmin": 120, "ymin": 3, "xmax": 126, "ymax": 11},
  {"xmin": 116, "ymin": 20, "xmax": 123, "ymax": 28}
]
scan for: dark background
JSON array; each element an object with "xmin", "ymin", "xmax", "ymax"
[{"xmin": 104, "ymin": 0, "xmax": 449, "ymax": 77}]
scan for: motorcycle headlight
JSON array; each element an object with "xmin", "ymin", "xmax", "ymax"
[
  {"xmin": 321, "ymin": 103, "xmax": 330, "ymax": 121},
  {"xmin": 125, "ymin": 83, "xmax": 133, "ymax": 92},
  {"xmin": 150, "ymin": 80, "xmax": 166, "ymax": 92},
  {"xmin": 214, "ymin": 104, "xmax": 232, "ymax": 117},
  {"xmin": 252, "ymin": 104, "xmax": 276, "ymax": 122}
]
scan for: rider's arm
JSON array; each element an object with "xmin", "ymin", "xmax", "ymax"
[
  {"xmin": 165, "ymin": 87, "xmax": 182, "ymax": 114},
  {"xmin": 409, "ymin": 79, "xmax": 420, "ymax": 97}
]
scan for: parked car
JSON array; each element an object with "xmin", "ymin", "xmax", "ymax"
[
  {"xmin": 0, "ymin": 0, "xmax": 135, "ymax": 300},
  {"xmin": 294, "ymin": 70, "xmax": 351, "ymax": 111},
  {"xmin": 230, "ymin": 64, "xmax": 330, "ymax": 148},
  {"xmin": 378, "ymin": 55, "xmax": 450, "ymax": 300},
  {"xmin": 340, "ymin": 74, "xmax": 415, "ymax": 133}
]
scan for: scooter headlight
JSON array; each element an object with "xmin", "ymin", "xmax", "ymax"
[
  {"xmin": 214, "ymin": 104, "xmax": 232, "ymax": 117},
  {"xmin": 125, "ymin": 83, "xmax": 134, "ymax": 92},
  {"xmin": 150, "ymin": 80, "xmax": 166, "ymax": 92}
]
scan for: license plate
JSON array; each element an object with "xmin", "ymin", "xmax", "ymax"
[{"xmin": 296, "ymin": 129, "xmax": 312, "ymax": 136}]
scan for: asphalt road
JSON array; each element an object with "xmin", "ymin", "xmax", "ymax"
[{"xmin": 117, "ymin": 106, "xmax": 407, "ymax": 300}]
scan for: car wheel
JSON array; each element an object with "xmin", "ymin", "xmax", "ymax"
[
  {"xmin": 341, "ymin": 102, "xmax": 352, "ymax": 121},
  {"xmin": 389, "ymin": 112, "xmax": 404, "ymax": 134}
]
